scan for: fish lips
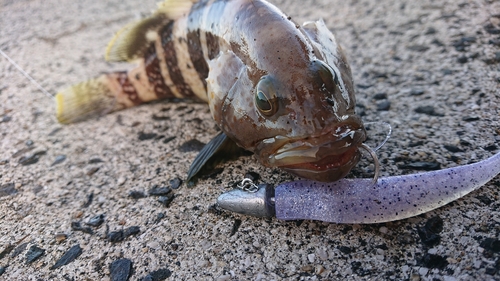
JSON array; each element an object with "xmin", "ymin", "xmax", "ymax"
[{"xmin": 256, "ymin": 126, "xmax": 366, "ymax": 182}]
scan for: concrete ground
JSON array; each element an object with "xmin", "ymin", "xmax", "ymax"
[{"xmin": 1, "ymin": 0, "xmax": 499, "ymax": 280}]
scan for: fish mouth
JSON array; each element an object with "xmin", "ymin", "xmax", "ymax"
[{"xmin": 255, "ymin": 124, "xmax": 366, "ymax": 182}]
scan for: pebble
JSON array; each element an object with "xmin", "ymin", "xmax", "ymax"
[
  {"xmin": 0, "ymin": 183, "xmax": 17, "ymax": 198},
  {"xmin": 418, "ymin": 216, "xmax": 443, "ymax": 247},
  {"xmin": 414, "ymin": 106, "xmax": 444, "ymax": 117},
  {"xmin": 50, "ymin": 244, "xmax": 82, "ymax": 270},
  {"xmin": 373, "ymin": 93, "xmax": 387, "ymax": 100},
  {"xmin": 51, "ymin": 155, "xmax": 66, "ymax": 166},
  {"xmin": 1, "ymin": 115, "xmax": 11, "ymax": 123},
  {"xmin": 418, "ymin": 267, "xmax": 429, "ymax": 276},
  {"xmin": 55, "ymin": 233, "xmax": 68, "ymax": 243},
  {"xmin": 107, "ymin": 231, "xmax": 125, "ymax": 243},
  {"xmin": 443, "ymin": 145, "xmax": 463, "ymax": 153},
  {"xmin": 86, "ymin": 214, "xmax": 105, "ymax": 227},
  {"xmin": 169, "ymin": 177, "xmax": 182, "ymax": 189},
  {"xmin": 18, "ymin": 151, "xmax": 46, "ymax": 166},
  {"xmin": 307, "ymin": 254, "xmax": 315, "ymax": 263},
  {"xmin": 110, "ymin": 258, "xmax": 132, "ymax": 281},
  {"xmin": 129, "ymin": 190, "xmax": 147, "ymax": 199},
  {"xmin": 418, "ymin": 253, "xmax": 448, "ymax": 269},
  {"xmin": 124, "ymin": 226, "xmax": 141, "ymax": 237},
  {"xmin": 379, "ymin": 226, "xmax": 388, "ymax": 234},
  {"xmin": 71, "ymin": 221, "xmax": 93, "ymax": 234},
  {"xmin": 149, "ymin": 186, "xmax": 172, "ymax": 196},
  {"xmin": 480, "ymin": 238, "xmax": 500, "ymax": 253},
  {"xmin": 0, "ymin": 266, "xmax": 5, "ymax": 275},
  {"xmin": 409, "ymin": 89, "xmax": 425, "ymax": 96},
  {"xmin": 376, "ymin": 100, "xmax": 391, "ymax": 111},
  {"xmin": 138, "ymin": 132, "xmax": 158, "ymax": 141},
  {"xmin": 141, "ymin": 268, "xmax": 172, "ymax": 281},
  {"xmin": 158, "ymin": 193, "xmax": 175, "ymax": 207},
  {"xmin": 25, "ymin": 245, "xmax": 45, "ymax": 264},
  {"xmin": 230, "ymin": 219, "xmax": 242, "ymax": 237}
]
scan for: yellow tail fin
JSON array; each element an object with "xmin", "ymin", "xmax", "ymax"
[{"xmin": 55, "ymin": 75, "xmax": 124, "ymax": 124}]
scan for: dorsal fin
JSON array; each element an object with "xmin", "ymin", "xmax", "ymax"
[{"xmin": 105, "ymin": 0, "xmax": 198, "ymax": 62}]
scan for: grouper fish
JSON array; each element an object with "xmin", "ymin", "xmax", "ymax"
[{"xmin": 55, "ymin": 0, "xmax": 371, "ymax": 183}]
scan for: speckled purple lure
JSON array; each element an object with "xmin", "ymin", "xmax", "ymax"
[{"xmin": 218, "ymin": 152, "xmax": 500, "ymax": 224}]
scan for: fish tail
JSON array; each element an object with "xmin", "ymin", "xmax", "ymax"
[
  {"xmin": 56, "ymin": 63, "xmax": 173, "ymax": 124},
  {"xmin": 55, "ymin": 74, "xmax": 121, "ymax": 124}
]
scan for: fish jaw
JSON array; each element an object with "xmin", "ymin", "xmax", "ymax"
[{"xmin": 255, "ymin": 124, "xmax": 366, "ymax": 182}]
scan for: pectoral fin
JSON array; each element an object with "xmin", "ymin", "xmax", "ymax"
[{"xmin": 186, "ymin": 132, "xmax": 250, "ymax": 185}]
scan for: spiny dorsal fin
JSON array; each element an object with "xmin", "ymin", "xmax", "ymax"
[{"xmin": 105, "ymin": 0, "xmax": 198, "ymax": 62}]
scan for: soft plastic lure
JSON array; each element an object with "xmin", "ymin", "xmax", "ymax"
[{"xmin": 217, "ymin": 151, "xmax": 500, "ymax": 223}]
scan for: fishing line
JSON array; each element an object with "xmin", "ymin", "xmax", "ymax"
[{"xmin": 0, "ymin": 49, "xmax": 54, "ymax": 100}]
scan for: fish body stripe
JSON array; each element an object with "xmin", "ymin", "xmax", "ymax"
[
  {"xmin": 143, "ymin": 43, "xmax": 174, "ymax": 99},
  {"xmin": 160, "ymin": 21, "xmax": 195, "ymax": 98}
]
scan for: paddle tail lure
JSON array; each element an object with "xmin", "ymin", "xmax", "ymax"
[{"xmin": 217, "ymin": 152, "xmax": 500, "ymax": 223}]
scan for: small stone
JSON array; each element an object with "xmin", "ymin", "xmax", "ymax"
[
  {"xmin": 443, "ymin": 145, "xmax": 463, "ymax": 153},
  {"xmin": 407, "ymin": 45, "xmax": 429, "ymax": 52},
  {"xmin": 110, "ymin": 258, "xmax": 132, "ymax": 281},
  {"xmin": 138, "ymin": 132, "xmax": 158, "ymax": 141},
  {"xmin": 462, "ymin": 116, "xmax": 480, "ymax": 122},
  {"xmin": 377, "ymin": 100, "xmax": 391, "ymax": 111},
  {"xmin": 124, "ymin": 226, "xmax": 140, "ymax": 238},
  {"xmin": 50, "ymin": 244, "xmax": 83, "ymax": 270},
  {"xmin": 86, "ymin": 214, "xmax": 105, "ymax": 227},
  {"xmin": 457, "ymin": 56, "xmax": 468, "ymax": 64},
  {"xmin": 141, "ymin": 268, "xmax": 172, "ymax": 281},
  {"xmin": 108, "ymin": 230, "xmax": 125, "ymax": 243},
  {"xmin": 169, "ymin": 178, "xmax": 182, "ymax": 189},
  {"xmin": 51, "ymin": 155, "xmax": 66, "ymax": 166},
  {"xmin": 86, "ymin": 167, "xmax": 100, "ymax": 176},
  {"xmin": 338, "ymin": 246, "xmax": 352, "ymax": 254},
  {"xmin": 379, "ymin": 226, "xmax": 389, "ymax": 234},
  {"xmin": 418, "ymin": 267, "xmax": 429, "ymax": 276},
  {"xmin": 1, "ymin": 115, "xmax": 11, "ymax": 123},
  {"xmin": 149, "ymin": 186, "xmax": 172, "ymax": 196},
  {"xmin": 410, "ymin": 89, "xmax": 425, "ymax": 96},
  {"xmin": 480, "ymin": 238, "xmax": 500, "ymax": 253},
  {"xmin": 129, "ymin": 190, "xmax": 147, "ymax": 199},
  {"xmin": 373, "ymin": 93, "xmax": 387, "ymax": 100},
  {"xmin": 26, "ymin": 245, "xmax": 45, "ymax": 264},
  {"xmin": 71, "ymin": 221, "xmax": 93, "ymax": 234},
  {"xmin": 307, "ymin": 253, "xmax": 315, "ymax": 263},
  {"xmin": 88, "ymin": 158, "xmax": 104, "ymax": 164},
  {"xmin": 230, "ymin": 219, "xmax": 242, "ymax": 237},
  {"xmin": 55, "ymin": 233, "xmax": 68, "ymax": 243},
  {"xmin": 418, "ymin": 253, "xmax": 448, "ymax": 269},
  {"xmin": 162, "ymin": 136, "xmax": 176, "ymax": 144},
  {"xmin": 414, "ymin": 106, "xmax": 444, "ymax": 116},
  {"xmin": 418, "ymin": 216, "xmax": 443, "ymax": 247},
  {"xmin": 0, "ymin": 183, "xmax": 17, "ymax": 198},
  {"xmin": 158, "ymin": 193, "xmax": 175, "ymax": 207}
]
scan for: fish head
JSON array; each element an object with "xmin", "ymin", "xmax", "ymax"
[
  {"xmin": 252, "ymin": 58, "xmax": 366, "ymax": 182},
  {"xmin": 208, "ymin": 19, "xmax": 365, "ymax": 182}
]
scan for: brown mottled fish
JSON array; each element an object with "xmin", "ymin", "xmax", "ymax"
[{"xmin": 56, "ymin": 0, "xmax": 370, "ymax": 182}]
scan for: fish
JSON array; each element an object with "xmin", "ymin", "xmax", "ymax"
[{"xmin": 55, "ymin": 0, "xmax": 370, "ymax": 183}]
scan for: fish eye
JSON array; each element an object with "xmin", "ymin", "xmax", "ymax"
[
  {"xmin": 255, "ymin": 76, "xmax": 279, "ymax": 116},
  {"xmin": 310, "ymin": 60, "xmax": 339, "ymax": 91}
]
